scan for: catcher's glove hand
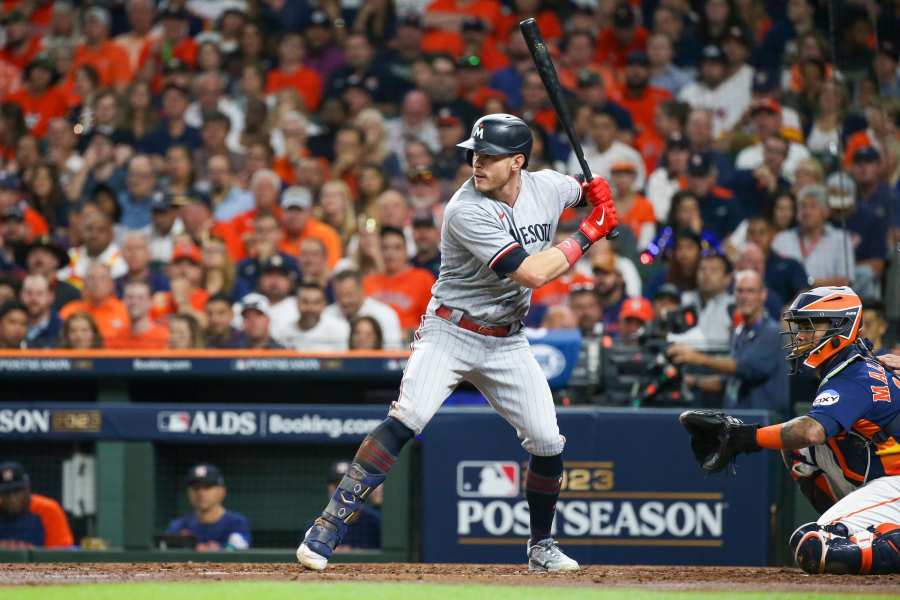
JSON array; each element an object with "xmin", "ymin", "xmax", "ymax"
[{"xmin": 678, "ymin": 409, "xmax": 761, "ymax": 473}]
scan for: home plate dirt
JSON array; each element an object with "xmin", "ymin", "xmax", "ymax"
[{"xmin": 0, "ymin": 563, "xmax": 899, "ymax": 593}]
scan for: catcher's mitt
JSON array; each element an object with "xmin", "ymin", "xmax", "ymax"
[{"xmin": 678, "ymin": 409, "xmax": 761, "ymax": 473}]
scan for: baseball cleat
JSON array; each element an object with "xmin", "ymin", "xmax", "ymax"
[
  {"xmin": 527, "ymin": 538, "xmax": 580, "ymax": 572},
  {"xmin": 297, "ymin": 528, "xmax": 329, "ymax": 571}
]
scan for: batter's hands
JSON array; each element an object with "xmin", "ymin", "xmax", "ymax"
[
  {"xmin": 582, "ymin": 177, "xmax": 613, "ymax": 208},
  {"xmin": 578, "ymin": 198, "xmax": 618, "ymax": 242}
]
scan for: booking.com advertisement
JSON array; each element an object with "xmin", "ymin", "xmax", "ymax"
[{"xmin": 421, "ymin": 407, "xmax": 772, "ymax": 565}]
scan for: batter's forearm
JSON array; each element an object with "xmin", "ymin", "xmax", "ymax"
[{"xmin": 509, "ymin": 248, "xmax": 571, "ymax": 289}]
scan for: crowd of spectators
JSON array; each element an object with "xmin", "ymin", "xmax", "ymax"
[{"xmin": 0, "ymin": 0, "xmax": 897, "ymax": 411}]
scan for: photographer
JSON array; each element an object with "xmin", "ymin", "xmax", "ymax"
[
  {"xmin": 667, "ymin": 270, "xmax": 788, "ymax": 415},
  {"xmin": 667, "ymin": 252, "xmax": 734, "ymax": 351}
]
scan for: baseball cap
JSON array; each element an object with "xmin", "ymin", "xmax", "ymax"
[
  {"xmin": 625, "ymin": 50, "xmax": 649, "ymax": 67},
  {"xmin": 576, "ymin": 69, "xmax": 602, "ymax": 88},
  {"xmin": 281, "ymin": 186, "xmax": 312, "ymax": 210},
  {"xmin": 0, "ymin": 461, "xmax": 29, "ymax": 494},
  {"xmin": 752, "ymin": 70, "xmax": 778, "ymax": 93},
  {"xmin": 308, "ymin": 9, "xmax": 331, "ymax": 28},
  {"xmin": 436, "ymin": 107, "xmax": 461, "ymax": 127},
  {"xmin": 620, "ymin": 297, "xmax": 653, "ymax": 323},
  {"xmin": 750, "ymin": 98, "xmax": 781, "ymax": 116},
  {"xmin": 700, "ymin": 45, "xmax": 726, "ymax": 63},
  {"xmin": 461, "ymin": 16, "xmax": 486, "ymax": 32},
  {"xmin": 852, "ymin": 146, "xmax": 880, "ymax": 163},
  {"xmin": 22, "ymin": 235, "xmax": 69, "ymax": 268},
  {"xmin": 260, "ymin": 254, "xmax": 292, "ymax": 275},
  {"xmin": 239, "ymin": 293, "xmax": 271, "ymax": 318},
  {"xmin": 412, "ymin": 210, "xmax": 437, "ymax": 228},
  {"xmin": 612, "ymin": 3, "xmax": 635, "ymax": 28},
  {"xmin": 171, "ymin": 243, "xmax": 202, "ymax": 264},
  {"xmin": 186, "ymin": 463, "xmax": 224, "ymax": 487},
  {"xmin": 150, "ymin": 191, "xmax": 172, "ymax": 212},
  {"xmin": 653, "ymin": 283, "xmax": 681, "ymax": 302},
  {"xmin": 610, "ymin": 159, "xmax": 637, "ymax": 174},
  {"xmin": 723, "ymin": 25, "xmax": 750, "ymax": 47},
  {"xmin": 591, "ymin": 252, "xmax": 618, "ymax": 274},
  {"xmin": 687, "ymin": 152, "xmax": 713, "ymax": 176},
  {"xmin": 665, "ymin": 131, "xmax": 689, "ymax": 150}
]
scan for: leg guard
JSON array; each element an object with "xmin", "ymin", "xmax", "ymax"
[
  {"xmin": 794, "ymin": 521, "xmax": 900, "ymax": 575},
  {"xmin": 304, "ymin": 463, "xmax": 386, "ymax": 559}
]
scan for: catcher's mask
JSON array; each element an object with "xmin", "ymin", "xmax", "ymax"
[{"xmin": 781, "ymin": 286, "xmax": 862, "ymax": 374}]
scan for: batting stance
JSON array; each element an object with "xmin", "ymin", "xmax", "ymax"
[
  {"xmin": 298, "ymin": 114, "xmax": 618, "ymax": 572},
  {"xmin": 680, "ymin": 286, "xmax": 900, "ymax": 575}
]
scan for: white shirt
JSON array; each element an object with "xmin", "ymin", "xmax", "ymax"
[
  {"xmin": 232, "ymin": 296, "xmax": 299, "ymax": 337},
  {"xmin": 385, "ymin": 118, "xmax": 440, "ymax": 171},
  {"xmin": 678, "ymin": 73, "xmax": 751, "ymax": 139},
  {"xmin": 771, "ymin": 224, "xmax": 855, "ymax": 283},
  {"xmin": 646, "ymin": 168, "xmax": 681, "ymax": 222},
  {"xmin": 569, "ymin": 140, "xmax": 646, "ymax": 191},
  {"xmin": 734, "ymin": 141, "xmax": 812, "ymax": 182},
  {"xmin": 274, "ymin": 314, "xmax": 350, "ymax": 351},
  {"xmin": 669, "ymin": 291, "xmax": 734, "ymax": 351},
  {"xmin": 139, "ymin": 218, "xmax": 184, "ymax": 264},
  {"xmin": 322, "ymin": 297, "xmax": 404, "ymax": 350},
  {"xmin": 58, "ymin": 243, "xmax": 128, "ymax": 284}
]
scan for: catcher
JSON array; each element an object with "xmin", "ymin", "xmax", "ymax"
[{"xmin": 680, "ymin": 286, "xmax": 900, "ymax": 575}]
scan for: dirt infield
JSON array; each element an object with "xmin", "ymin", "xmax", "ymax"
[{"xmin": 1, "ymin": 563, "xmax": 899, "ymax": 593}]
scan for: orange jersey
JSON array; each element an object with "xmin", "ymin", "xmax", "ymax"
[
  {"xmin": 29, "ymin": 494, "xmax": 74, "ymax": 548},
  {"xmin": 425, "ymin": 0, "xmax": 504, "ymax": 35},
  {"xmin": 618, "ymin": 86, "xmax": 672, "ymax": 138},
  {"xmin": 0, "ymin": 36, "xmax": 42, "ymax": 70},
  {"xmin": 363, "ymin": 267, "xmax": 436, "ymax": 330},
  {"xmin": 73, "ymin": 41, "xmax": 133, "ymax": 88},
  {"xmin": 594, "ymin": 27, "xmax": 648, "ymax": 71},
  {"xmin": 618, "ymin": 194, "xmax": 656, "ymax": 239},
  {"xmin": 496, "ymin": 11, "xmax": 561, "ymax": 45},
  {"xmin": 532, "ymin": 272, "xmax": 593, "ymax": 307},
  {"xmin": 266, "ymin": 67, "xmax": 323, "ymax": 113},
  {"xmin": 60, "ymin": 297, "xmax": 131, "ymax": 343},
  {"xmin": 149, "ymin": 288, "xmax": 210, "ymax": 323},
  {"xmin": 23, "ymin": 205, "xmax": 49, "ymax": 240},
  {"xmin": 3, "ymin": 1, "xmax": 53, "ymax": 27},
  {"xmin": 4, "ymin": 85, "xmax": 67, "ymax": 137},
  {"xmin": 278, "ymin": 217, "xmax": 343, "ymax": 268},
  {"xmin": 106, "ymin": 321, "xmax": 170, "ymax": 350}
]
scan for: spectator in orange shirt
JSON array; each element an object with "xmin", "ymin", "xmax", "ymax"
[
  {"xmin": 278, "ymin": 186, "xmax": 342, "ymax": 268},
  {"xmin": 618, "ymin": 51, "xmax": 672, "ymax": 139},
  {"xmin": 138, "ymin": 7, "xmax": 197, "ymax": 79},
  {"xmin": 559, "ymin": 31, "xmax": 620, "ymax": 100},
  {"xmin": 0, "ymin": 461, "xmax": 74, "ymax": 549},
  {"xmin": 424, "ymin": 0, "xmax": 504, "ymax": 37},
  {"xmin": 114, "ymin": 0, "xmax": 157, "ymax": 75},
  {"xmin": 266, "ymin": 33, "xmax": 323, "ymax": 113},
  {"xmin": 595, "ymin": 3, "xmax": 648, "ymax": 71},
  {"xmin": 60, "ymin": 263, "xmax": 130, "ymax": 342},
  {"xmin": 611, "ymin": 159, "xmax": 657, "ymax": 249},
  {"xmin": 363, "ymin": 226, "xmax": 435, "ymax": 332},
  {"xmin": 107, "ymin": 280, "xmax": 169, "ymax": 349},
  {"xmin": 72, "ymin": 6, "xmax": 132, "ymax": 91},
  {"xmin": 4, "ymin": 56, "xmax": 67, "ymax": 138},
  {"xmin": 459, "ymin": 18, "xmax": 508, "ymax": 71},
  {"xmin": 0, "ymin": 10, "xmax": 43, "ymax": 70},
  {"xmin": 151, "ymin": 244, "xmax": 209, "ymax": 325}
]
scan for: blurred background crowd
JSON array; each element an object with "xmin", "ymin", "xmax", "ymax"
[{"xmin": 0, "ymin": 0, "xmax": 897, "ymax": 413}]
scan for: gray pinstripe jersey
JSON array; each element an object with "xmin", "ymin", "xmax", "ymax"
[{"xmin": 430, "ymin": 169, "xmax": 581, "ymax": 325}]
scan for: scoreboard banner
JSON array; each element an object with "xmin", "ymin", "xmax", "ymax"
[{"xmin": 420, "ymin": 407, "xmax": 772, "ymax": 566}]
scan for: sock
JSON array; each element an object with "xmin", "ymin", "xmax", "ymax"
[
  {"xmin": 526, "ymin": 453, "xmax": 563, "ymax": 542},
  {"xmin": 352, "ymin": 416, "xmax": 415, "ymax": 474}
]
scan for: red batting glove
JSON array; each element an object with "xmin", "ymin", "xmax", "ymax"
[
  {"xmin": 582, "ymin": 177, "xmax": 612, "ymax": 207},
  {"xmin": 578, "ymin": 201, "xmax": 619, "ymax": 243}
]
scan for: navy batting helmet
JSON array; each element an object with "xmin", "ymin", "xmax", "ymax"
[{"xmin": 457, "ymin": 113, "xmax": 532, "ymax": 167}]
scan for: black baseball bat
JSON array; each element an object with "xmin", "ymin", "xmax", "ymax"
[{"xmin": 519, "ymin": 17, "xmax": 618, "ymax": 239}]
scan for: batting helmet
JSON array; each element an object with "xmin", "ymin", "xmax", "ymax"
[
  {"xmin": 781, "ymin": 286, "xmax": 862, "ymax": 374},
  {"xmin": 457, "ymin": 113, "xmax": 532, "ymax": 167}
]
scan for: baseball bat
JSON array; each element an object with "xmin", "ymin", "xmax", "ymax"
[{"xmin": 519, "ymin": 17, "xmax": 619, "ymax": 239}]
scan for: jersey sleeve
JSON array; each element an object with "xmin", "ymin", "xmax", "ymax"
[
  {"xmin": 806, "ymin": 369, "xmax": 873, "ymax": 437},
  {"xmin": 444, "ymin": 204, "xmax": 528, "ymax": 277},
  {"xmin": 533, "ymin": 169, "xmax": 583, "ymax": 210}
]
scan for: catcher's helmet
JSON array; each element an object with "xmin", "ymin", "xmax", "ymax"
[
  {"xmin": 457, "ymin": 113, "xmax": 532, "ymax": 168},
  {"xmin": 781, "ymin": 286, "xmax": 862, "ymax": 374}
]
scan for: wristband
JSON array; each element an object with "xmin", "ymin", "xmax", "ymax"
[
  {"xmin": 556, "ymin": 231, "xmax": 592, "ymax": 267},
  {"xmin": 755, "ymin": 424, "xmax": 783, "ymax": 449}
]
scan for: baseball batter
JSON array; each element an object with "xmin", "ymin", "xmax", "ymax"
[
  {"xmin": 297, "ymin": 113, "xmax": 619, "ymax": 572},
  {"xmin": 681, "ymin": 286, "xmax": 900, "ymax": 575}
]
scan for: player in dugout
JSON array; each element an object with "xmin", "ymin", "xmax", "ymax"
[
  {"xmin": 0, "ymin": 461, "xmax": 74, "ymax": 549},
  {"xmin": 164, "ymin": 463, "xmax": 251, "ymax": 551},
  {"xmin": 680, "ymin": 286, "xmax": 900, "ymax": 574}
]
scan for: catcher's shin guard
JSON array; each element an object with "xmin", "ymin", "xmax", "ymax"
[
  {"xmin": 794, "ymin": 523, "xmax": 900, "ymax": 574},
  {"xmin": 301, "ymin": 463, "xmax": 386, "ymax": 564}
]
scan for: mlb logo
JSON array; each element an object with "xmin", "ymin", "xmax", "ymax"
[
  {"xmin": 157, "ymin": 411, "xmax": 190, "ymax": 433},
  {"xmin": 457, "ymin": 461, "xmax": 520, "ymax": 498}
]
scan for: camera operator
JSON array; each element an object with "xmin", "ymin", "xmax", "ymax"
[
  {"xmin": 667, "ymin": 252, "xmax": 734, "ymax": 351},
  {"xmin": 667, "ymin": 270, "xmax": 789, "ymax": 415}
]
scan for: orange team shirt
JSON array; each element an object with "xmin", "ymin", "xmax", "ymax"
[
  {"xmin": 29, "ymin": 494, "xmax": 74, "ymax": 548},
  {"xmin": 149, "ymin": 288, "xmax": 210, "ymax": 323},
  {"xmin": 532, "ymin": 272, "xmax": 593, "ymax": 307},
  {"xmin": 363, "ymin": 267, "xmax": 436, "ymax": 330},
  {"xmin": 228, "ymin": 207, "xmax": 285, "ymax": 240},
  {"xmin": 594, "ymin": 26, "xmax": 649, "ymax": 71},
  {"xmin": 0, "ymin": 36, "xmax": 42, "ymax": 70},
  {"xmin": 266, "ymin": 67, "xmax": 323, "ymax": 113},
  {"xmin": 278, "ymin": 217, "xmax": 343, "ymax": 268},
  {"xmin": 425, "ymin": 0, "xmax": 504, "ymax": 34},
  {"xmin": 3, "ymin": 1, "xmax": 53, "ymax": 27},
  {"xmin": 558, "ymin": 64, "xmax": 622, "ymax": 101},
  {"xmin": 634, "ymin": 129, "xmax": 664, "ymax": 173},
  {"xmin": 496, "ymin": 11, "xmax": 561, "ymax": 44},
  {"xmin": 618, "ymin": 86, "xmax": 672, "ymax": 138},
  {"xmin": 60, "ymin": 297, "xmax": 131, "ymax": 343},
  {"xmin": 23, "ymin": 206, "xmax": 49, "ymax": 240},
  {"xmin": 73, "ymin": 41, "xmax": 133, "ymax": 88},
  {"xmin": 106, "ymin": 321, "xmax": 170, "ymax": 350},
  {"xmin": 4, "ymin": 85, "xmax": 67, "ymax": 138},
  {"xmin": 618, "ymin": 194, "xmax": 656, "ymax": 239}
]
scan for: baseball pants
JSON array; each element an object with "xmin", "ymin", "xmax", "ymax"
[
  {"xmin": 388, "ymin": 313, "xmax": 565, "ymax": 456},
  {"xmin": 817, "ymin": 475, "xmax": 900, "ymax": 534}
]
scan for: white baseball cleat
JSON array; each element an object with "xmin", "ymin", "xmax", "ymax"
[
  {"xmin": 296, "ymin": 541, "xmax": 328, "ymax": 571},
  {"xmin": 527, "ymin": 538, "xmax": 580, "ymax": 572}
]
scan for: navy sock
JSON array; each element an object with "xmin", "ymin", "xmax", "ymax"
[
  {"xmin": 352, "ymin": 417, "xmax": 415, "ymax": 475},
  {"xmin": 526, "ymin": 453, "xmax": 563, "ymax": 542}
]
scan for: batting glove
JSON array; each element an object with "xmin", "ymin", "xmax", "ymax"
[
  {"xmin": 578, "ymin": 200, "xmax": 618, "ymax": 243},
  {"xmin": 582, "ymin": 177, "xmax": 612, "ymax": 208}
]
